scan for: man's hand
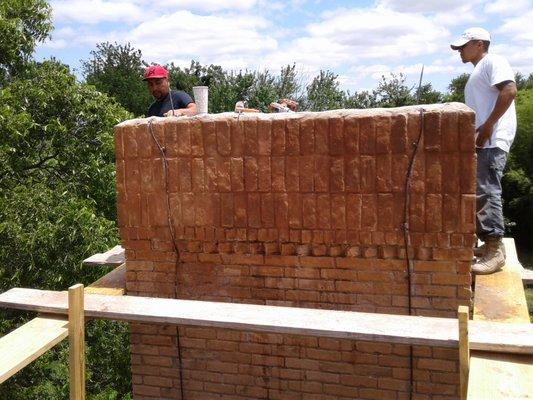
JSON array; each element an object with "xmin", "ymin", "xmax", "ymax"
[
  {"xmin": 476, "ymin": 121, "xmax": 494, "ymax": 147},
  {"xmin": 163, "ymin": 109, "xmax": 183, "ymax": 117}
]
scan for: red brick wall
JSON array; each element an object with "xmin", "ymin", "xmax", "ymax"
[{"xmin": 115, "ymin": 104, "xmax": 476, "ymax": 399}]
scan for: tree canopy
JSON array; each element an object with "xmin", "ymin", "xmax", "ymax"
[{"xmin": 0, "ymin": 0, "xmax": 52, "ymax": 81}]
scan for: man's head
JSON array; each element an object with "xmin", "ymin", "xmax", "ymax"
[
  {"xmin": 451, "ymin": 27, "xmax": 491, "ymax": 65},
  {"xmin": 143, "ymin": 65, "xmax": 170, "ymax": 100}
]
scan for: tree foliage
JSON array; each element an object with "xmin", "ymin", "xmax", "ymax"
[
  {"xmin": 0, "ymin": 0, "xmax": 52, "ymax": 82},
  {"xmin": 0, "ymin": 15, "xmax": 132, "ymax": 396},
  {"xmin": 503, "ymin": 89, "xmax": 533, "ymax": 245},
  {"xmin": 82, "ymin": 42, "xmax": 152, "ymax": 117}
]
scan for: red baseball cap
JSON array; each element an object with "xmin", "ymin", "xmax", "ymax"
[{"xmin": 143, "ymin": 65, "xmax": 168, "ymax": 80}]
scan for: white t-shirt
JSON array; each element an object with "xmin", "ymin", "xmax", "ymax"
[{"xmin": 465, "ymin": 53, "xmax": 517, "ymax": 152}]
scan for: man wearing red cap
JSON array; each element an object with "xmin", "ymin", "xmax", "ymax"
[
  {"xmin": 451, "ymin": 27, "xmax": 517, "ymax": 274},
  {"xmin": 143, "ymin": 65, "xmax": 197, "ymax": 117}
]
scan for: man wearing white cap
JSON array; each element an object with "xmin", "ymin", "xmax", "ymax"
[{"xmin": 451, "ymin": 27, "xmax": 517, "ymax": 274}]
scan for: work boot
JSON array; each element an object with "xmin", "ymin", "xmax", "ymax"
[
  {"xmin": 473, "ymin": 240, "xmax": 506, "ymax": 259},
  {"xmin": 471, "ymin": 237, "xmax": 505, "ymax": 275}
]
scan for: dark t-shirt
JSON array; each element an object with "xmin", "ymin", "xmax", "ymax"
[{"xmin": 147, "ymin": 90, "xmax": 194, "ymax": 117}]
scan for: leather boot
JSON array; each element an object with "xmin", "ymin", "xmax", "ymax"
[
  {"xmin": 471, "ymin": 237, "xmax": 505, "ymax": 275},
  {"xmin": 473, "ymin": 240, "xmax": 506, "ymax": 259}
]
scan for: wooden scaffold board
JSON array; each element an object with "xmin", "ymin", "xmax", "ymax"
[{"xmin": 0, "ymin": 288, "xmax": 531, "ymax": 354}]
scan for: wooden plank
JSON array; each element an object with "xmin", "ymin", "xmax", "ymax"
[
  {"xmin": 68, "ymin": 284, "xmax": 85, "ymax": 400},
  {"xmin": 468, "ymin": 237, "xmax": 533, "ymax": 400},
  {"xmin": 468, "ymin": 351, "xmax": 533, "ymax": 400},
  {"xmin": 0, "ymin": 288, "xmax": 532, "ymax": 354},
  {"xmin": 0, "ymin": 266, "xmax": 124, "ymax": 384},
  {"xmin": 522, "ymin": 269, "xmax": 533, "ymax": 286},
  {"xmin": 473, "ymin": 238, "xmax": 529, "ymax": 323},
  {"xmin": 82, "ymin": 245, "xmax": 124, "ymax": 267},
  {"xmin": 0, "ymin": 316, "xmax": 68, "ymax": 384},
  {"xmin": 86, "ymin": 264, "xmax": 125, "ymax": 296},
  {"xmin": 458, "ymin": 306, "xmax": 469, "ymax": 400}
]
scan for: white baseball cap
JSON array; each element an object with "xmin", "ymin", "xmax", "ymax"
[{"xmin": 450, "ymin": 27, "xmax": 491, "ymax": 49}]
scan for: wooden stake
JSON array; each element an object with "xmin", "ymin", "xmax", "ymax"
[
  {"xmin": 68, "ymin": 284, "xmax": 85, "ymax": 400},
  {"xmin": 458, "ymin": 305, "xmax": 469, "ymax": 400}
]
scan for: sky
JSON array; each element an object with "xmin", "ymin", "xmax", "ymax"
[{"xmin": 35, "ymin": 0, "xmax": 533, "ymax": 94}]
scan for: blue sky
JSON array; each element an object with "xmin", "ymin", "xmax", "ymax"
[{"xmin": 35, "ymin": 0, "xmax": 533, "ymax": 94}]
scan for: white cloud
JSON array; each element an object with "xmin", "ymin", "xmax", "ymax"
[
  {"xmin": 129, "ymin": 11, "xmax": 277, "ymax": 64},
  {"xmin": 376, "ymin": 0, "xmax": 481, "ymax": 13},
  {"xmin": 155, "ymin": 0, "xmax": 258, "ymax": 12},
  {"xmin": 484, "ymin": 0, "xmax": 532, "ymax": 15},
  {"xmin": 303, "ymin": 7, "xmax": 448, "ymax": 58},
  {"xmin": 51, "ymin": 0, "xmax": 147, "ymax": 24},
  {"xmin": 495, "ymin": 11, "xmax": 533, "ymax": 42}
]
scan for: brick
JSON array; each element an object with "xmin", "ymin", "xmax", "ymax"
[
  {"xmin": 257, "ymin": 119, "xmax": 272, "ymax": 155},
  {"xmin": 302, "ymin": 194, "xmax": 317, "ymax": 229},
  {"xmin": 315, "ymin": 117, "xmax": 329, "ymax": 154},
  {"xmin": 391, "ymin": 155, "xmax": 408, "ymax": 192},
  {"xmin": 375, "ymin": 115, "xmax": 391, "ymax": 154},
  {"xmin": 247, "ymin": 193, "xmax": 261, "ymax": 228},
  {"xmin": 261, "ymin": 193, "xmax": 275, "ymax": 227},
  {"xmin": 458, "ymin": 111, "xmax": 476, "ymax": 152},
  {"xmin": 460, "ymin": 153, "xmax": 476, "ymax": 194},
  {"xmin": 203, "ymin": 121, "xmax": 217, "ymax": 156},
  {"xmin": 460, "ymin": 194, "xmax": 476, "ymax": 233},
  {"xmin": 329, "ymin": 117, "xmax": 344, "ymax": 155},
  {"xmin": 285, "ymin": 156, "xmax": 299, "ymax": 192},
  {"xmin": 230, "ymin": 157, "xmax": 244, "ymax": 191},
  {"xmin": 361, "ymin": 194, "xmax": 377, "ymax": 230},
  {"xmin": 344, "ymin": 115, "xmax": 359, "ymax": 154},
  {"xmin": 230, "ymin": 119, "xmax": 244, "ymax": 155},
  {"xmin": 244, "ymin": 157, "xmax": 258, "ymax": 191},
  {"xmin": 359, "ymin": 116, "xmax": 375, "ymax": 155},
  {"xmin": 274, "ymin": 193, "xmax": 289, "ymax": 229},
  {"xmin": 272, "ymin": 119, "xmax": 286, "ymax": 155},
  {"xmin": 345, "ymin": 156, "xmax": 360, "ymax": 192},
  {"xmin": 257, "ymin": 156, "xmax": 271, "ymax": 191},
  {"xmin": 425, "ymin": 154, "xmax": 441, "ymax": 193},
  {"xmin": 217, "ymin": 157, "xmax": 231, "ymax": 192},
  {"xmin": 314, "ymin": 156, "xmax": 330, "ymax": 192},
  {"xmin": 330, "ymin": 157, "xmax": 345, "ymax": 192},
  {"xmin": 191, "ymin": 158, "xmax": 205, "ymax": 192},
  {"xmin": 391, "ymin": 114, "xmax": 407, "ymax": 154},
  {"xmin": 288, "ymin": 193, "xmax": 302, "ymax": 228},
  {"xmin": 441, "ymin": 112, "xmax": 458, "ymax": 152},
  {"xmin": 376, "ymin": 155, "xmax": 392, "ymax": 192},
  {"xmin": 215, "ymin": 119, "xmax": 231, "ymax": 156},
  {"xmin": 272, "ymin": 156, "xmax": 285, "ymax": 191},
  {"xmin": 317, "ymin": 194, "xmax": 331, "ymax": 229},
  {"xmin": 300, "ymin": 156, "xmax": 314, "ymax": 192},
  {"xmin": 204, "ymin": 157, "xmax": 217, "ymax": 191},
  {"xmin": 441, "ymin": 154, "xmax": 460, "ymax": 193},
  {"xmin": 425, "ymin": 194, "xmax": 442, "ymax": 232},
  {"xmin": 285, "ymin": 118, "xmax": 300, "ymax": 154},
  {"xmin": 423, "ymin": 111, "xmax": 441, "ymax": 151},
  {"xmin": 360, "ymin": 156, "xmax": 376, "ymax": 193},
  {"xmin": 377, "ymin": 194, "xmax": 394, "ymax": 231},
  {"xmin": 244, "ymin": 118, "xmax": 258, "ymax": 154},
  {"xmin": 190, "ymin": 120, "xmax": 204, "ymax": 156},
  {"xmin": 300, "ymin": 117, "xmax": 315, "ymax": 155},
  {"xmin": 410, "ymin": 153, "xmax": 425, "ymax": 193}
]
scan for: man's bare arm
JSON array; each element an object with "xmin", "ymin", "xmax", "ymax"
[
  {"xmin": 164, "ymin": 103, "xmax": 198, "ymax": 117},
  {"xmin": 476, "ymin": 80, "xmax": 517, "ymax": 147}
]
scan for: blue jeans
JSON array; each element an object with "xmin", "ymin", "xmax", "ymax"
[{"xmin": 476, "ymin": 148, "xmax": 508, "ymax": 239}]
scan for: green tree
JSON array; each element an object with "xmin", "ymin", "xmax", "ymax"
[
  {"xmin": 82, "ymin": 42, "xmax": 151, "ymax": 117},
  {"xmin": 374, "ymin": 73, "xmax": 414, "ymax": 107},
  {"xmin": 0, "ymin": 0, "xmax": 52, "ymax": 82},
  {"xmin": 1, "ymin": 60, "xmax": 131, "ymax": 219},
  {"xmin": 344, "ymin": 90, "xmax": 378, "ymax": 109},
  {"xmin": 443, "ymin": 73, "xmax": 469, "ymax": 103},
  {"xmin": 514, "ymin": 72, "xmax": 533, "ymax": 91},
  {"xmin": 503, "ymin": 88, "xmax": 533, "ymax": 245},
  {"xmin": 305, "ymin": 70, "xmax": 344, "ymax": 111},
  {"xmin": 0, "ymin": 59, "xmax": 133, "ymax": 399}
]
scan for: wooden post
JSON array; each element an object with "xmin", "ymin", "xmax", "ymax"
[
  {"xmin": 458, "ymin": 305, "xmax": 469, "ymax": 400},
  {"xmin": 68, "ymin": 284, "xmax": 85, "ymax": 400}
]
